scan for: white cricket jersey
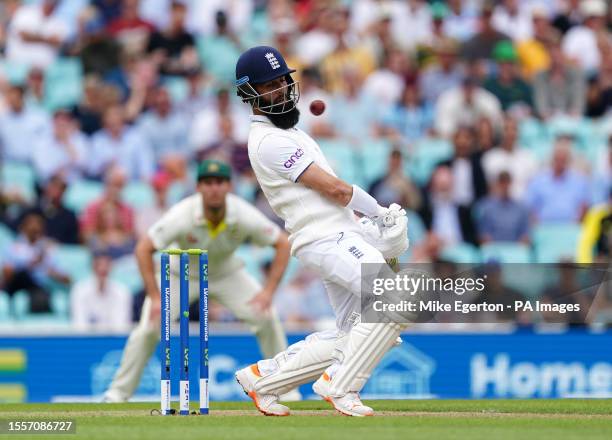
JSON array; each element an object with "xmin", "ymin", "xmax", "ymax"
[
  {"xmin": 148, "ymin": 192, "xmax": 280, "ymax": 279},
  {"xmin": 247, "ymin": 115, "xmax": 359, "ymax": 254}
]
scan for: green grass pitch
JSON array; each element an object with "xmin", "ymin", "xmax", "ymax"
[{"xmin": 1, "ymin": 400, "xmax": 611, "ymax": 440}]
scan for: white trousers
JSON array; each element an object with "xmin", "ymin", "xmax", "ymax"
[
  {"xmin": 104, "ymin": 268, "xmax": 288, "ymax": 401},
  {"xmin": 250, "ymin": 231, "xmax": 405, "ymax": 396},
  {"xmin": 296, "ymin": 231, "xmax": 386, "ymax": 332}
]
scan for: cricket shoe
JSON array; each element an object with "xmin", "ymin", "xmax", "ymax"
[
  {"xmin": 279, "ymin": 389, "xmax": 302, "ymax": 402},
  {"xmin": 312, "ymin": 373, "xmax": 374, "ymax": 417},
  {"xmin": 235, "ymin": 364, "xmax": 290, "ymax": 416}
]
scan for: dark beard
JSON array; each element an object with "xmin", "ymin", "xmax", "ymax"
[{"xmin": 266, "ymin": 106, "xmax": 300, "ymax": 129}]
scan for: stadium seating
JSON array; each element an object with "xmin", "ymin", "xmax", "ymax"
[
  {"xmin": 531, "ymin": 223, "xmax": 582, "ymax": 263},
  {"xmin": 51, "ymin": 244, "xmax": 92, "ymax": 284},
  {"xmin": 0, "ymin": 60, "xmax": 29, "ymax": 84},
  {"xmin": 0, "ymin": 223, "xmax": 14, "ymax": 255},
  {"xmin": 406, "ymin": 137, "xmax": 453, "ymax": 186},
  {"xmin": 109, "ymin": 255, "xmax": 143, "ymax": 294},
  {"xmin": 196, "ymin": 36, "xmax": 241, "ymax": 82},
  {"xmin": 318, "ymin": 139, "xmax": 361, "ymax": 187},
  {"xmin": 62, "ymin": 179, "xmax": 104, "ymax": 214},
  {"xmin": 439, "ymin": 243, "xmax": 482, "ymax": 264},
  {"xmin": 358, "ymin": 138, "xmax": 393, "ymax": 189},
  {"xmin": 122, "ymin": 182, "xmax": 155, "ymax": 210},
  {"xmin": 0, "ymin": 290, "xmax": 9, "ymax": 321},
  {"xmin": 1, "ymin": 161, "xmax": 36, "ymax": 202},
  {"xmin": 480, "ymin": 242, "xmax": 531, "ymax": 264},
  {"xmin": 43, "ymin": 58, "xmax": 83, "ymax": 111}
]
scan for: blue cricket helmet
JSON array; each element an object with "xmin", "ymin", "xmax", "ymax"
[{"xmin": 235, "ymin": 46, "xmax": 300, "ymax": 114}]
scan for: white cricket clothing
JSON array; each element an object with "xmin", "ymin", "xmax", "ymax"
[
  {"xmin": 148, "ymin": 192, "xmax": 280, "ymax": 279},
  {"xmin": 105, "ymin": 192, "xmax": 288, "ymax": 402},
  {"xmin": 247, "ymin": 115, "xmax": 360, "ymax": 254}
]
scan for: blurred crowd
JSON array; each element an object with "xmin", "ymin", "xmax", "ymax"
[{"xmin": 0, "ymin": 0, "xmax": 611, "ymax": 330}]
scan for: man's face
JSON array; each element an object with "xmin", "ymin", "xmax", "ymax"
[
  {"xmin": 199, "ymin": 177, "xmax": 230, "ymax": 209},
  {"xmin": 252, "ymin": 75, "xmax": 300, "ymax": 129},
  {"xmin": 254, "ymin": 76, "xmax": 289, "ymax": 108},
  {"xmin": 21, "ymin": 215, "xmax": 44, "ymax": 242},
  {"xmin": 6, "ymin": 87, "xmax": 24, "ymax": 111}
]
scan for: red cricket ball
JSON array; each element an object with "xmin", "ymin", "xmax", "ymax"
[{"xmin": 309, "ymin": 99, "xmax": 326, "ymax": 116}]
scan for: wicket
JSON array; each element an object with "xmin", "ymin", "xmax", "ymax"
[{"xmin": 159, "ymin": 248, "xmax": 209, "ymax": 416}]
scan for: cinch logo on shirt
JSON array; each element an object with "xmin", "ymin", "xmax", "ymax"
[
  {"xmin": 265, "ymin": 52, "xmax": 280, "ymax": 70},
  {"xmin": 283, "ymin": 148, "xmax": 304, "ymax": 168}
]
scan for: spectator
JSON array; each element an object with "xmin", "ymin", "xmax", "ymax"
[
  {"xmin": 80, "ymin": 166, "xmax": 135, "ymax": 241},
  {"xmin": 177, "ymin": 67, "xmax": 213, "ymax": 121},
  {"xmin": 418, "ymin": 165, "xmax": 478, "ymax": 246},
  {"xmin": 419, "ymin": 38, "xmax": 464, "ymax": 104},
  {"xmin": 442, "ymin": 0, "xmax": 479, "ymax": 42},
  {"xmin": 516, "ymin": 8, "xmax": 557, "ymax": 79},
  {"xmin": 552, "ymin": 0, "xmax": 583, "ymax": 35},
  {"xmin": 137, "ymin": 86, "xmax": 189, "ymax": 163},
  {"xmin": 30, "ymin": 174, "xmax": 80, "ymax": 245},
  {"xmin": 0, "ymin": 84, "xmax": 50, "ymax": 163},
  {"xmin": 1, "ymin": 211, "xmax": 70, "ymax": 313},
  {"xmin": 436, "ymin": 78, "xmax": 503, "ymax": 138},
  {"xmin": 484, "ymin": 41, "xmax": 533, "ymax": 112},
  {"xmin": 187, "ymin": 0, "xmax": 253, "ymax": 38},
  {"xmin": 534, "ymin": 38, "xmax": 586, "ymax": 119},
  {"xmin": 92, "ymin": 0, "xmax": 122, "ymax": 26},
  {"xmin": 379, "ymin": 83, "xmax": 434, "ymax": 142},
  {"xmin": 71, "ymin": 250, "xmax": 132, "ymax": 331},
  {"xmin": 476, "ymin": 171, "xmax": 530, "ymax": 244},
  {"xmin": 440, "ymin": 126, "xmax": 488, "ymax": 206},
  {"xmin": 475, "ymin": 117, "xmax": 496, "ymax": 152},
  {"xmin": 562, "ymin": 0, "xmax": 609, "ymax": 74},
  {"xmin": 460, "ymin": 2, "xmax": 510, "ymax": 62},
  {"xmin": 294, "ymin": 6, "xmax": 338, "ymax": 66},
  {"xmin": 592, "ymin": 138, "xmax": 612, "ymax": 204},
  {"xmin": 197, "ymin": 115, "xmax": 240, "ymax": 165},
  {"xmin": 89, "ymin": 105, "xmax": 154, "ymax": 181},
  {"xmin": 526, "ymin": 139, "xmax": 591, "ymax": 223},
  {"xmin": 584, "ymin": 53, "xmax": 612, "ymax": 117},
  {"xmin": 146, "ymin": 0, "xmax": 198, "ymax": 76},
  {"xmin": 473, "ymin": 262, "xmax": 526, "ymax": 322},
  {"xmin": 5, "ymin": 0, "xmax": 69, "ymax": 68},
  {"xmin": 330, "ymin": 67, "xmax": 378, "ymax": 142},
  {"xmin": 368, "ymin": 149, "xmax": 421, "ymax": 210},
  {"xmin": 491, "ymin": 0, "xmax": 535, "ymax": 42},
  {"xmin": 71, "ymin": 75, "xmax": 117, "ymax": 135},
  {"xmin": 482, "ymin": 116, "xmax": 538, "ymax": 200},
  {"xmin": 189, "ymin": 88, "xmax": 249, "ymax": 155},
  {"xmin": 71, "ymin": 5, "xmax": 120, "ymax": 76},
  {"xmin": 577, "ymin": 188, "xmax": 611, "ymax": 263},
  {"xmin": 361, "ymin": 48, "xmax": 411, "ymax": 110},
  {"xmin": 106, "ymin": 0, "xmax": 155, "ymax": 53},
  {"xmin": 320, "ymin": 6, "xmax": 377, "ymax": 96},
  {"xmin": 31, "ymin": 109, "xmax": 89, "ymax": 184},
  {"xmin": 87, "ymin": 201, "xmax": 136, "ymax": 260},
  {"xmin": 0, "ymin": 0, "xmax": 19, "ymax": 53},
  {"xmin": 24, "ymin": 67, "xmax": 46, "ymax": 111},
  {"xmin": 135, "ymin": 170, "xmax": 172, "ymax": 237}
]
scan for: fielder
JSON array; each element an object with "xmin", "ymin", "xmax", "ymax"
[
  {"xmin": 104, "ymin": 160, "xmax": 297, "ymax": 402},
  {"xmin": 233, "ymin": 47, "xmax": 409, "ymax": 417}
]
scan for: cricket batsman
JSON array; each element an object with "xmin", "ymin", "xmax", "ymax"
[
  {"xmin": 104, "ymin": 160, "xmax": 299, "ymax": 402},
  {"xmin": 233, "ymin": 46, "xmax": 409, "ymax": 416}
]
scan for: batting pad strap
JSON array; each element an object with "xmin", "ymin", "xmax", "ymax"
[
  {"xmin": 329, "ymin": 323, "xmax": 405, "ymax": 396},
  {"xmin": 254, "ymin": 331, "xmax": 340, "ymax": 396},
  {"xmin": 347, "ymin": 185, "xmax": 383, "ymax": 218}
]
